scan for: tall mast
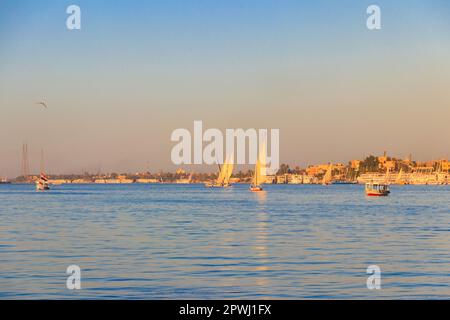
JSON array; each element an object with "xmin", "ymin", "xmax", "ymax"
[
  {"xmin": 40, "ymin": 148, "xmax": 45, "ymax": 174},
  {"xmin": 21, "ymin": 142, "xmax": 30, "ymax": 182}
]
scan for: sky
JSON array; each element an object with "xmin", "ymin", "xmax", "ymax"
[{"xmin": 1, "ymin": 0, "xmax": 449, "ymax": 176}]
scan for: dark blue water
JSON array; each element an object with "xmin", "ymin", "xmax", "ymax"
[{"xmin": 0, "ymin": 183, "xmax": 449, "ymax": 299}]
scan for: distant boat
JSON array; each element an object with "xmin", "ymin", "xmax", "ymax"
[
  {"xmin": 365, "ymin": 167, "xmax": 391, "ymax": 196},
  {"xmin": 36, "ymin": 148, "xmax": 50, "ymax": 191},
  {"xmin": 334, "ymin": 167, "xmax": 358, "ymax": 184},
  {"xmin": 333, "ymin": 180, "xmax": 358, "ymax": 185},
  {"xmin": 250, "ymin": 143, "xmax": 266, "ymax": 192},
  {"xmin": 0, "ymin": 178, "xmax": 11, "ymax": 184},
  {"xmin": 395, "ymin": 168, "xmax": 408, "ymax": 185},
  {"xmin": 36, "ymin": 172, "xmax": 50, "ymax": 191},
  {"xmin": 365, "ymin": 182, "xmax": 390, "ymax": 196},
  {"xmin": 221, "ymin": 157, "xmax": 234, "ymax": 187},
  {"xmin": 206, "ymin": 154, "xmax": 234, "ymax": 188},
  {"xmin": 322, "ymin": 163, "xmax": 333, "ymax": 185}
]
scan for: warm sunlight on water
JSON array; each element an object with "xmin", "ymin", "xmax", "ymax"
[{"xmin": 0, "ymin": 184, "xmax": 449, "ymax": 299}]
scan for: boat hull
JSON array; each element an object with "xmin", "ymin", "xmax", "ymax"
[
  {"xmin": 366, "ymin": 191, "xmax": 390, "ymax": 196},
  {"xmin": 250, "ymin": 186, "xmax": 263, "ymax": 192},
  {"xmin": 206, "ymin": 182, "xmax": 232, "ymax": 188},
  {"xmin": 365, "ymin": 182, "xmax": 390, "ymax": 197},
  {"xmin": 36, "ymin": 182, "xmax": 50, "ymax": 191}
]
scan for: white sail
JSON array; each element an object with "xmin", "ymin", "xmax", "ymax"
[
  {"xmin": 395, "ymin": 168, "xmax": 403, "ymax": 184},
  {"xmin": 385, "ymin": 167, "xmax": 391, "ymax": 184},
  {"xmin": 216, "ymin": 164, "xmax": 225, "ymax": 184},
  {"xmin": 223, "ymin": 156, "xmax": 234, "ymax": 185},
  {"xmin": 253, "ymin": 142, "xmax": 267, "ymax": 186},
  {"xmin": 322, "ymin": 163, "xmax": 333, "ymax": 185},
  {"xmin": 216, "ymin": 153, "xmax": 234, "ymax": 186}
]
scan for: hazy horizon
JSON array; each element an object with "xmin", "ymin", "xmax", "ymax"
[{"xmin": 1, "ymin": 0, "xmax": 450, "ymax": 177}]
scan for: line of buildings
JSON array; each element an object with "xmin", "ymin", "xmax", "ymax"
[{"xmin": 8, "ymin": 153, "xmax": 450, "ymax": 186}]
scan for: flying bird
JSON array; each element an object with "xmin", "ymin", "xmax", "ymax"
[{"xmin": 35, "ymin": 101, "xmax": 48, "ymax": 109}]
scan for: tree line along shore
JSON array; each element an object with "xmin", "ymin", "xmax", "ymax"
[{"xmin": 7, "ymin": 154, "xmax": 449, "ymax": 186}]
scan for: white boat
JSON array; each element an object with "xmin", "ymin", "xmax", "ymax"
[
  {"xmin": 36, "ymin": 172, "xmax": 50, "ymax": 191},
  {"xmin": 365, "ymin": 182, "xmax": 390, "ymax": 196},
  {"xmin": 0, "ymin": 178, "xmax": 11, "ymax": 184},
  {"xmin": 365, "ymin": 167, "xmax": 390, "ymax": 196}
]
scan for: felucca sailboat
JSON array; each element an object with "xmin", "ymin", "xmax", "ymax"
[
  {"xmin": 250, "ymin": 143, "xmax": 266, "ymax": 192},
  {"xmin": 206, "ymin": 154, "xmax": 234, "ymax": 188},
  {"xmin": 395, "ymin": 168, "xmax": 407, "ymax": 185},
  {"xmin": 322, "ymin": 163, "xmax": 333, "ymax": 185},
  {"xmin": 36, "ymin": 149, "xmax": 50, "ymax": 191},
  {"xmin": 36, "ymin": 172, "xmax": 50, "ymax": 191}
]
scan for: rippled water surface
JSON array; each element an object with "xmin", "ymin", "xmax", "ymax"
[{"xmin": 0, "ymin": 183, "xmax": 449, "ymax": 299}]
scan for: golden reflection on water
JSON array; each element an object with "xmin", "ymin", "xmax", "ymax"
[
  {"xmin": 254, "ymin": 190, "xmax": 267, "ymax": 204},
  {"xmin": 254, "ymin": 206, "xmax": 270, "ymax": 291}
]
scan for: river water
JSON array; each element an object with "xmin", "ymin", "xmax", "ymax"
[{"xmin": 0, "ymin": 183, "xmax": 449, "ymax": 299}]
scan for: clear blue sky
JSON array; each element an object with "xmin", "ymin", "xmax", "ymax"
[{"xmin": 1, "ymin": 1, "xmax": 449, "ymax": 176}]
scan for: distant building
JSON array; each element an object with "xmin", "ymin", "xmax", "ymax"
[
  {"xmin": 276, "ymin": 175, "xmax": 288, "ymax": 184},
  {"xmin": 384, "ymin": 160, "xmax": 396, "ymax": 171},
  {"xmin": 306, "ymin": 164, "xmax": 327, "ymax": 176},
  {"xmin": 350, "ymin": 160, "xmax": 361, "ymax": 170},
  {"xmin": 378, "ymin": 153, "xmax": 388, "ymax": 169},
  {"xmin": 288, "ymin": 174, "xmax": 303, "ymax": 184},
  {"xmin": 438, "ymin": 159, "xmax": 449, "ymax": 172}
]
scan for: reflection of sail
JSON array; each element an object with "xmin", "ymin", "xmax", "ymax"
[
  {"xmin": 254, "ymin": 211, "xmax": 269, "ymax": 288},
  {"xmin": 255, "ymin": 189, "xmax": 267, "ymax": 203}
]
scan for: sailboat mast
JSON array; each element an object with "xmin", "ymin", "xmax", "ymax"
[
  {"xmin": 40, "ymin": 148, "xmax": 44, "ymax": 174},
  {"xmin": 255, "ymin": 161, "xmax": 258, "ymax": 186}
]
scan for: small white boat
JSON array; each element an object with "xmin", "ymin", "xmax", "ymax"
[
  {"xmin": 365, "ymin": 182, "xmax": 389, "ymax": 196},
  {"xmin": 250, "ymin": 143, "xmax": 266, "ymax": 192},
  {"xmin": 36, "ymin": 172, "xmax": 50, "ymax": 191},
  {"xmin": 0, "ymin": 178, "xmax": 11, "ymax": 184},
  {"xmin": 207, "ymin": 155, "xmax": 234, "ymax": 188}
]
